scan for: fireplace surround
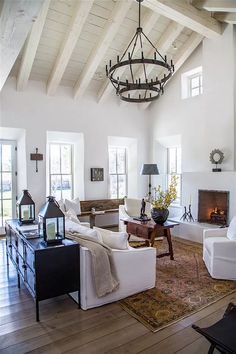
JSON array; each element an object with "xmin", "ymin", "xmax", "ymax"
[{"xmin": 198, "ymin": 190, "xmax": 229, "ymax": 225}]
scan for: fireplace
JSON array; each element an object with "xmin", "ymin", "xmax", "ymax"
[{"xmin": 198, "ymin": 190, "xmax": 229, "ymax": 225}]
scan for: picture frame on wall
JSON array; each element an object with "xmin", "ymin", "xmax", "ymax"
[{"xmin": 91, "ymin": 168, "xmax": 104, "ymax": 181}]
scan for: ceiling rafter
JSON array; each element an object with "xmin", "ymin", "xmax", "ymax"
[
  {"xmin": 142, "ymin": 0, "xmax": 222, "ymax": 38},
  {"xmin": 74, "ymin": 0, "xmax": 132, "ymax": 100},
  {"xmin": 97, "ymin": 9, "xmax": 160, "ymax": 103},
  {"xmin": 143, "ymin": 31, "xmax": 203, "ymax": 109},
  {"xmin": 193, "ymin": 0, "xmax": 236, "ymax": 12},
  {"xmin": 47, "ymin": 0, "xmax": 94, "ymax": 96},
  {"xmin": 214, "ymin": 12, "xmax": 236, "ymax": 23},
  {"xmin": 0, "ymin": 0, "xmax": 44, "ymax": 91},
  {"xmin": 17, "ymin": 0, "xmax": 50, "ymax": 91}
]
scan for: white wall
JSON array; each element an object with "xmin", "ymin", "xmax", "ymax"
[
  {"xmin": 0, "ymin": 78, "xmax": 149, "ymax": 210},
  {"xmin": 149, "ymin": 24, "xmax": 236, "ymax": 220}
]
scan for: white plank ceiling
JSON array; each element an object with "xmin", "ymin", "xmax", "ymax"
[{"xmin": 2, "ymin": 0, "xmax": 233, "ymax": 106}]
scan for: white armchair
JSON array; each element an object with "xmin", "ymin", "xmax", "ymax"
[
  {"xmin": 119, "ymin": 198, "xmax": 151, "ymax": 232},
  {"xmin": 203, "ymin": 228, "xmax": 236, "ymax": 280}
]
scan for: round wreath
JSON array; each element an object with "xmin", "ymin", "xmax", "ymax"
[{"xmin": 209, "ymin": 149, "xmax": 224, "ymax": 165}]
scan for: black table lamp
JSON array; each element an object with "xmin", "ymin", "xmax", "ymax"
[{"xmin": 141, "ymin": 164, "xmax": 159, "ymax": 200}]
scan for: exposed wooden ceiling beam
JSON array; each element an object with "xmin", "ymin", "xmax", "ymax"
[
  {"xmin": 97, "ymin": 9, "xmax": 160, "ymax": 103},
  {"xmin": 193, "ymin": 0, "xmax": 236, "ymax": 12},
  {"xmin": 74, "ymin": 0, "xmax": 132, "ymax": 100},
  {"xmin": 143, "ymin": 32, "xmax": 203, "ymax": 109},
  {"xmin": 47, "ymin": 0, "xmax": 94, "ymax": 96},
  {"xmin": 214, "ymin": 12, "xmax": 236, "ymax": 23},
  {"xmin": 142, "ymin": 0, "xmax": 222, "ymax": 38},
  {"xmin": 17, "ymin": 0, "xmax": 50, "ymax": 91},
  {"xmin": 0, "ymin": 0, "xmax": 44, "ymax": 91}
]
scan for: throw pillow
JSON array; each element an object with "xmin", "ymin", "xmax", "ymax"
[
  {"xmin": 94, "ymin": 227, "xmax": 128, "ymax": 250},
  {"xmin": 227, "ymin": 215, "xmax": 236, "ymax": 240},
  {"xmin": 58, "ymin": 199, "xmax": 66, "ymax": 212},
  {"xmin": 65, "ymin": 220, "xmax": 100, "ymax": 241},
  {"xmin": 64, "ymin": 208, "xmax": 80, "ymax": 224},
  {"xmin": 65, "ymin": 198, "xmax": 81, "ymax": 215}
]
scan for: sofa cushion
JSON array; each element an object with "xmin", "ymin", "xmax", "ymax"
[
  {"xmin": 64, "ymin": 208, "xmax": 80, "ymax": 224},
  {"xmin": 94, "ymin": 227, "xmax": 128, "ymax": 250},
  {"xmin": 65, "ymin": 198, "xmax": 81, "ymax": 215},
  {"xmin": 65, "ymin": 220, "xmax": 101, "ymax": 241},
  {"xmin": 58, "ymin": 199, "xmax": 66, "ymax": 212},
  {"xmin": 227, "ymin": 216, "xmax": 236, "ymax": 240}
]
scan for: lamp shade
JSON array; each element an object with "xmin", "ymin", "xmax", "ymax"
[{"xmin": 141, "ymin": 164, "xmax": 159, "ymax": 175}]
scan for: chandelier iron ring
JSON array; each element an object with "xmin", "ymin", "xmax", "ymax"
[
  {"xmin": 119, "ymin": 85, "xmax": 161, "ymax": 103},
  {"xmin": 108, "ymin": 59, "xmax": 173, "ymax": 87}
]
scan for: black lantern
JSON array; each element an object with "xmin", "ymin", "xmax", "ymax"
[
  {"xmin": 16, "ymin": 190, "xmax": 35, "ymax": 225},
  {"xmin": 38, "ymin": 196, "xmax": 65, "ymax": 246}
]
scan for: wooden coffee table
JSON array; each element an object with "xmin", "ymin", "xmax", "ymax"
[{"xmin": 122, "ymin": 218, "xmax": 179, "ymax": 260}]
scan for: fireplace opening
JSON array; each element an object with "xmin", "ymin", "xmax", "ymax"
[{"xmin": 198, "ymin": 190, "xmax": 229, "ymax": 225}]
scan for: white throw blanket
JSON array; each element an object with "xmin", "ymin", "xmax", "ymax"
[{"xmin": 66, "ymin": 232, "xmax": 119, "ymax": 297}]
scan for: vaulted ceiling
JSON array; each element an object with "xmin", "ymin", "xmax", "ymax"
[{"xmin": 1, "ymin": 0, "xmax": 235, "ymax": 107}]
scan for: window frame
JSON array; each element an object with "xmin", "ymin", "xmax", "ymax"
[
  {"xmin": 189, "ymin": 72, "xmax": 203, "ymax": 98},
  {"xmin": 49, "ymin": 143, "xmax": 74, "ymax": 200},
  {"xmin": 108, "ymin": 146, "xmax": 127, "ymax": 199},
  {"xmin": 0, "ymin": 140, "xmax": 17, "ymax": 228},
  {"xmin": 167, "ymin": 146, "xmax": 182, "ymax": 206}
]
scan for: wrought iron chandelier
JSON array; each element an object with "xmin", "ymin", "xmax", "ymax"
[{"xmin": 106, "ymin": 0, "xmax": 174, "ymax": 103}]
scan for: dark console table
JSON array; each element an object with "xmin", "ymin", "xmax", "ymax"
[{"xmin": 5, "ymin": 219, "xmax": 80, "ymax": 321}]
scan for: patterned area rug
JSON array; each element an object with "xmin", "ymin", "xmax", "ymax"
[{"xmin": 119, "ymin": 238, "xmax": 236, "ymax": 332}]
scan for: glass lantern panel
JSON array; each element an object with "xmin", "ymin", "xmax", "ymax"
[
  {"xmin": 21, "ymin": 205, "xmax": 31, "ymax": 221},
  {"xmin": 57, "ymin": 217, "xmax": 64, "ymax": 238},
  {"xmin": 29, "ymin": 205, "xmax": 35, "ymax": 220},
  {"xmin": 46, "ymin": 218, "xmax": 57, "ymax": 241},
  {"xmin": 38, "ymin": 216, "xmax": 44, "ymax": 237}
]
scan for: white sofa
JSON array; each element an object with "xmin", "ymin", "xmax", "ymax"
[
  {"xmin": 203, "ymin": 228, "xmax": 236, "ymax": 280},
  {"xmin": 119, "ymin": 198, "xmax": 151, "ymax": 232},
  {"xmin": 69, "ymin": 225, "xmax": 156, "ymax": 310}
]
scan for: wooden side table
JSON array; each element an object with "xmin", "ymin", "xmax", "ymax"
[{"xmin": 122, "ymin": 218, "xmax": 179, "ymax": 260}]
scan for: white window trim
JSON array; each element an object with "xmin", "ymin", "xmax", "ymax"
[
  {"xmin": 49, "ymin": 143, "xmax": 74, "ymax": 200},
  {"xmin": 109, "ymin": 146, "xmax": 127, "ymax": 199},
  {"xmin": 0, "ymin": 140, "xmax": 17, "ymax": 230},
  {"xmin": 167, "ymin": 146, "xmax": 182, "ymax": 207},
  {"xmin": 181, "ymin": 66, "xmax": 203, "ymax": 99}
]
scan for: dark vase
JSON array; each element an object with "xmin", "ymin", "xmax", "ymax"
[{"xmin": 151, "ymin": 208, "xmax": 169, "ymax": 225}]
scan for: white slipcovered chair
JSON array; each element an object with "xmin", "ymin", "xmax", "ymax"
[
  {"xmin": 119, "ymin": 198, "xmax": 151, "ymax": 232},
  {"xmin": 203, "ymin": 217, "xmax": 236, "ymax": 280},
  {"xmin": 69, "ymin": 226, "xmax": 156, "ymax": 310}
]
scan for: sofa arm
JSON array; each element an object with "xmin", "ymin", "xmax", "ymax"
[
  {"xmin": 203, "ymin": 228, "xmax": 228, "ymax": 239},
  {"xmin": 211, "ymin": 239, "xmax": 236, "ymax": 260},
  {"xmin": 119, "ymin": 205, "xmax": 129, "ymax": 232}
]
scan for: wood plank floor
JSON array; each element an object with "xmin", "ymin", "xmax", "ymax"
[{"xmin": 0, "ymin": 238, "xmax": 235, "ymax": 354}]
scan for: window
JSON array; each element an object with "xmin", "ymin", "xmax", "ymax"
[
  {"xmin": 167, "ymin": 147, "xmax": 181, "ymax": 205},
  {"xmin": 49, "ymin": 144, "xmax": 73, "ymax": 200},
  {"xmin": 181, "ymin": 66, "xmax": 202, "ymax": 99},
  {"xmin": 109, "ymin": 147, "xmax": 127, "ymax": 199},
  {"xmin": 189, "ymin": 72, "xmax": 203, "ymax": 97},
  {"xmin": 0, "ymin": 140, "xmax": 17, "ymax": 227}
]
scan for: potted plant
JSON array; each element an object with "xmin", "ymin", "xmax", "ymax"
[{"xmin": 150, "ymin": 175, "xmax": 178, "ymax": 224}]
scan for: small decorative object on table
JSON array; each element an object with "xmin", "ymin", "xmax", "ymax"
[
  {"xmin": 133, "ymin": 198, "xmax": 151, "ymax": 222},
  {"xmin": 150, "ymin": 176, "xmax": 178, "ymax": 224},
  {"xmin": 16, "ymin": 190, "xmax": 35, "ymax": 225},
  {"xmin": 38, "ymin": 196, "xmax": 65, "ymax": 246},
  {"xmin": 209, "ymin": 149, "xmax": 224, "ymax": 172}
]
